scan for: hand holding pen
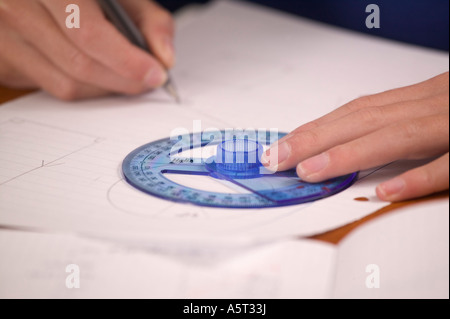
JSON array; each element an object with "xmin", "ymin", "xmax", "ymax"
[{"xmin": 0, "ymin": 0, "xmax": 175, "ymax": 101}]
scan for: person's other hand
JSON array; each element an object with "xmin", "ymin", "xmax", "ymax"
[
  {"xmin": 262, "ymin": 72, "xmax": 449, "ymax": 202},
  {"xmin": 0, "ymin": 0, "xmax": 174, "ymax": 100}
]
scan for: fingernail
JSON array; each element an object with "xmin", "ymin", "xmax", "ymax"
[
  {"xmin": 298, "ymin": 153, "xmax": 329, "ymax": 178},
  {"xmin": 261, "ymin": 141, "xmax": 291, "ymax": 171},
  {"xmin": 144, "ymin": 67, "xmax": 168, "ymax": 88},
  {"xmin": 377, "ymin": 177, "xmax": 405, "ymax": 199}
]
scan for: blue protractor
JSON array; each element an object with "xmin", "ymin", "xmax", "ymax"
[{"xmin": 122, "ymin": 131, "xmax": 358, "ymax": 208}]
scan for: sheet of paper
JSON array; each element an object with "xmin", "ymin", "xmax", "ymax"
[
  {"xmin": 333, "ymin": 197, "xmax": 449, "ymax": 299},
  {"xmin": 0, "ymin": 230, "xmax": 336, "ymax": 298},
  {"xmin": 0, "ymin": 0, "xmax": 448, "ymax": 246},
  {"xmin": 2, "ymin": 199, "xmax": 446, "ymax": 299}
]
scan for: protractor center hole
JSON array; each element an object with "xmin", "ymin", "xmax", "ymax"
[
  {"xmin": 173, "ymin": 144, "xmax": 217, "ymax": 161},
  {"xmin": 172, "ymin": 144, "xmax": 269, "ymax": 161}
]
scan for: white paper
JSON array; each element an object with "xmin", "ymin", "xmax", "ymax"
[
  {"xmin": 0, "ymin": 230, "xmax": 336, "ymax": 299},
  {"xmin": 333, "ymin": 198, "xmax": 449, "ymax": 299},
  {"xmin": 1, "ymin": 198, "xmax": 447, "ymax": 299}
]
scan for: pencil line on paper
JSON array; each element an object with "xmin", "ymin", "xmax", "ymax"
[
  {"xmin": 0, "ymin": 223, "xmax": 43, "ymax": 234},
  {"xmin": 106, "ymin": 177, "xmax": 177, "ymax": 217},
  {"xmin": 0, "ymin": 142, "xmax": 100, "ymax": 187}
]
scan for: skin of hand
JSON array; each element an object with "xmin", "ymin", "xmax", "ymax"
[
  {"xmin": 0, "ymin": 0, "xmax": 174, "ymax": 100},
  {"xmin": 262, "ymin": 72, "xmax": 449, "ymax": 202}
]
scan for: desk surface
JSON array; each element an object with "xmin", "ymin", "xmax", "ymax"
[
  {"xmin": 0, "ymin": 86, "xmax": 448, "ymax": 245},
  {"xmin": 0, "ymin": 87, "xmax": 35, "ymax": 104}
]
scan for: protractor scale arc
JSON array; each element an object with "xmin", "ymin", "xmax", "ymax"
[{"xmin": 122, "ymin": 131, "xmax": 358, "ymax": 208}]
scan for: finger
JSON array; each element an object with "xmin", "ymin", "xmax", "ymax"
[
  {"xmin": 118, "ymin": 0, "xmax": 175, "ymax": 69},
  {"xmin": 296, "ymin": 114, "xmax": 449, "ymax": 183},
  {"xmin": 0, "ymin": 19, "xmax": 37, "ymax": 88},
  {"xmin": 0, "ymin": 26, "xmax": 108, "ymax": 100},
  {"xmin": 376, "ymin": 153, "xmax": 449, "ymax": 202},
  {"xmin": 262, "ymin": 94, "xmax": 449, "ymax": 171},
  {"xmin": 40, "ymin": 0, "xmax": 167, "ymax": 88},
  {"xmin": 286, "ymin": 72, "xmax": 450, "ymax": 137},
  {"xmin": 0, "ymin": 0, "xmax": 154, "ymax": 95},
  {"xmin": 0, "ymin": 53, "xmax": 36, "ymax": 88}
]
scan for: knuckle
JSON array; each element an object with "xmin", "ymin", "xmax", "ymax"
[
  {"xmin": 72, "ymin": 23, "xmax": 97, "ymax": 47},
  {"xmin": 414, "ymin": 168, "xmax": 436, "ymax": 191},
  {"xmin": 67, "ymin": 50, "xmax": 92, "ymax": 79},
  {"xmin": 356, "ymin": 106, "xmax": 384, "ymax": 124},
  {"xmin": 327, "ymin": 145, "xmax": 344, "ymax": 163},
  {"xmin": 397, "ymin": 120, "xmax": 422, "ymax": 149},
  {"xmin": 329, "ymin": 142, "xmax": 360, "ymax": 170},
  {"xmin": 344, "ymin": 95, "xmax": 374, "ymax": 113},
  {"xmin": 54, "ymin": 79, "xmax": 80, "ymax": 101},
  {"xmin": 402, "ymin": 119, "xmax": 421, "ymax": 139},
  {"xmin": 291, "ymin": 130, "xmax": 321, "ymax": 150}
]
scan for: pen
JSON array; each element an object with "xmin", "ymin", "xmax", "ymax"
[{"xmin": 97, "ymin": 0, "xmax": 181, "ymax": 103}]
